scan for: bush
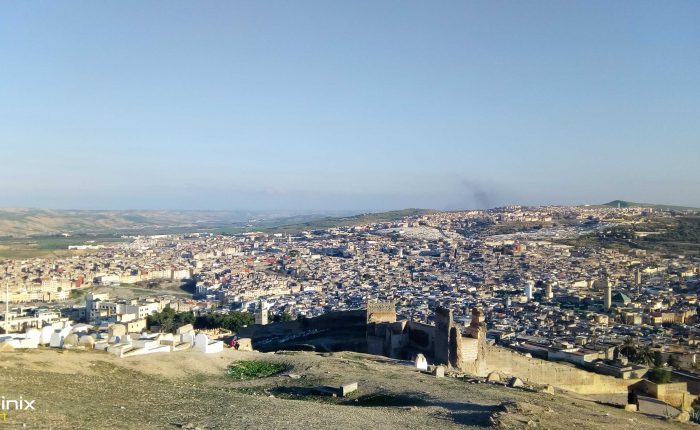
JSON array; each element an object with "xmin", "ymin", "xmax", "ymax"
[
  {"xmin": 147, "ymin": 308, "xmax": 195, "ymax": 333},
  {"xmin": 271, "ymin": 312, "xmax": 293, "ymax": 323},
  {"xmin": 227, "ymin": 361, "xmax": 289, "ymax": 380}
]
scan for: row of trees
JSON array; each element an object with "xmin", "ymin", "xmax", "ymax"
[
  {"xmin": 194, "ymin": 312, "xmax": 254, "ymax": 332},
  {"xmin": 621, "ymin": 336, "xmax": 674, "ymax": 384},
  {"xmin": 146, "ymin": 307, "xmax": 195, "ymax": 333},
  {"xmin": 620, "ymin": 336, "xmax": 672, "ymax": 367},
  {"xmin": 271, "ymin": 311, "xmax": 294, "ymax": 323},
  {"xmin": 146, "ymin": 308, "xmax": 254, "ymax": 333}
]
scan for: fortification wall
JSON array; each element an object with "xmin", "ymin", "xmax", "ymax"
[
  {"xmin": 434, "ymin": 307, "xmax": 452, "ymax": 364},
  {"xmin": 633, "ymin": 380, "xmax": 696, "ymax": 411},
  {"xmin": 366, "ymin": 301, "xmax": 397, "ymax": 324},
  {"xmin": 238, "ymin": 310, "xmax": 366, "ymax": 339},
  {"xmin": 406, "ymin": 321, "xmax": 434, "ymax": 352},
  {"xmin": 485, "ymin": 345, "xmax": 638, "ymax": 394}
]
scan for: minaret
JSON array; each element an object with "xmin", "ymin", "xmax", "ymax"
[
  {"xmin": 255, "ymin": 300, "xmax": 268, "ymax": 325},
  {"xmin": 602, "ymin": 275, "xmax": 612, "ymax": 310},
  {"xmin": 545, "ymin": 279, "xmax": 554, "ymax": 300},
  {"xmin": 524, "ymin": 280, "xmax": 534, "ymax": 301}
]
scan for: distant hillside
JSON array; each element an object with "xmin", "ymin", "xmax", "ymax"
[
  {"xmin": 247, "ymin": 208, "xmax": 435, "ymax": 234},
  {"xmin": 0, "ymin": 208, "xmax": 434, "ymax": 238},
  {"xmin": 596, "ymin": 200, "xmax": 699, "ymax": 211},
  {"xmin": 0, "ymin": 209, "xmax": 347, "ymax": 237}
]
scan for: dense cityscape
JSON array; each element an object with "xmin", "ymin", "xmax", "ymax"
[{"xmin": 3, "ymin": 205, "xmax": 700, "ymax": 375}]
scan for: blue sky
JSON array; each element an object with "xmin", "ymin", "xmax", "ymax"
[{"xmin": 1, "ymin": 1, "xmax": 699, "ymax": 210}]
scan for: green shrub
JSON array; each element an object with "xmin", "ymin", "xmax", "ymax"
[{"xmin": 227, "ymin": 361, "xmax": 289, "ymax": 380}]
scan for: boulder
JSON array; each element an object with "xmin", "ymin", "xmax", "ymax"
[
  {"xmin": 237, "ymin": 338, "xmax": 253, "ymax": 351},
  {"xmin": 540, "ymin": 385, "xmax": 555, "ymax": 394},
  {"xmin": 508, "ymin": 377, "xmax": 525, "ymax": 388},
  {"xmin": 486, "ymin": 371, "xmax": 501, "ymax": 382},
  {"xmin": 677, "ymin": 411, "xmax": 690, "ymax": 422}
]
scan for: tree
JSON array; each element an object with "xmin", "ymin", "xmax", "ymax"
[
  {"xmin": 634, "ymin": 345, "xmax": 655, "ymax": 367},
  {"xmin": 648, "ymin": 367, "xmax": 672, "ymax": 384},
  {"xmin": 194, "ymin": 312, "xmax": 254, "ymax": 332},
  {"xmin": 668, "ymin": 355, "xmax": 681, "ymax": 368},
  {"xmin": 621, "ymin": 336, "xmax": 637, "ymax": 359},
  {"xmin": 147, "ymin": 308, "xmax": 196, "ymax": 333},
  {"xmin": 653, "ymin": 351, "xmax": 665, "ymax": 368},
  {"xmin": 272, "ymin": 312, "xmax": 293, "ymax": 323}
]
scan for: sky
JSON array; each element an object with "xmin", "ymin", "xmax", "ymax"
[{"xmin": 1, "ymin": 1, "xmax": 699, "ymax": 211}]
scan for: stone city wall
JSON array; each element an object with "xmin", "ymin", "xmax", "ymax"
[
  {"xmin": 366, "ymin": 301, "xmax": 397, "ymax": 324},
  {"xmin": 484, "ymin": 345, "xmax": 638, "ymax": 394}
]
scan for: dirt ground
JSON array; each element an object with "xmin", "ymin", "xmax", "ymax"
[{"xmin": 0, "ymin": 348, "xmax": 691, "ymax": 429}]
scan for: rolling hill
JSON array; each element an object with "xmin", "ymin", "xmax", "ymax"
[{"xmin": 598, "ymin": 200, "xmax": 700, "ymax": 211}]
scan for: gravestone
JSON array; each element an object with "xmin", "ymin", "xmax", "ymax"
[
  {"xmin": 340, "ymin": 382, "xmax": 358, "ymax": 397},
  {"xmin": 108, "ymin": 324, "xmax": 127, "ymax": 338},
  {"xmin": 193, "ymin": 333, "xmax": 209, "ymax": 351},
  {"xmin": 415, "ymin": 353, "xmax": 428, "ymax": 371},
  {"xmin": 434, "ymin": 365, "xmax": 445, "ymax": 378},
  {"xmin": 63, "ymin": 334, "xmax": 79, "ymax": 348},
  {"xmin": 176, "ymin": 324, "xmax": 193, "ymax": 335},
  {"xmin": 40, "ymin": 326, "xmax": 54, "ymax": 345},
  {"xmin": 78, "ymin": 335, "xmax": 96, "ymax": 349}
]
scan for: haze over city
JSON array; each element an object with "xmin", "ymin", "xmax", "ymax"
[{"xmin": 1, "ymin": 1, "xmax": 699, "ymax": 210}]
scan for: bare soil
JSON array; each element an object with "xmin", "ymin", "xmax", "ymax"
[{"xmin": 0, "ymin": 348, "xmax": 690, "ymax": 429}]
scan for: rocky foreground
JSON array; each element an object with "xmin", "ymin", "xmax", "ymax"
[{"xmin": 0, "ymin": 348, "xmax": 690, "ymax": 429}]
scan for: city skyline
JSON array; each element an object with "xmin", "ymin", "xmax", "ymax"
[{"xmin": 2, "ymin": 1, "xmax": 699, "ymax": 210}]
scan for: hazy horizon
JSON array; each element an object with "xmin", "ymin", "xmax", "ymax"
[
  {"xmin": 2, "ymin": 1, "xmax": 699, "ymax": 211},
  {"xmin": 0, "ymin": 198, "xmax": 696, "ymax": 213}
]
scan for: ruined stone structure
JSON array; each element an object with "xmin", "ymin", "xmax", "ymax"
[{"xmin": 366, "ymin": 301, "xmax": 486, "ymax": 373}]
